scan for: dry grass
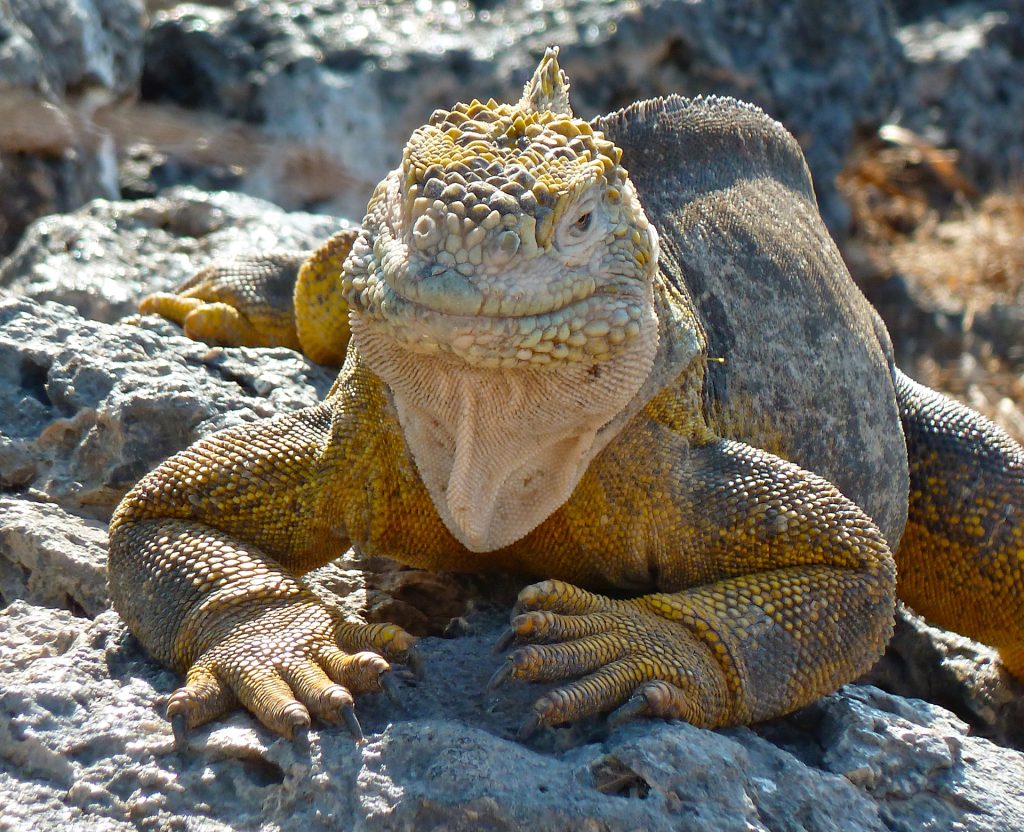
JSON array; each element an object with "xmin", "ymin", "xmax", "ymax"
[{"xmin": 839, "ymin": 128, "xmax": 1024, "ymax": 441}]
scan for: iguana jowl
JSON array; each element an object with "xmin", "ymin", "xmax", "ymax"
[{"xmin": 112, "ymin": 49, "xmax": 1024, "ymax": 741}]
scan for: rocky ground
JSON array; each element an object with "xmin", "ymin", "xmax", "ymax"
[{"xmin": 2, "ymin": 1, "xmax": 1024, "ymax": 830}]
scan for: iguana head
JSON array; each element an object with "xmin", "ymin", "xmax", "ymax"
[
  {"xmin": 344, "ymin": 48, "xmax": 662, "ymax": 552},
  {"xmin": 344, "ymin": 47, "xmax": 656, "ymax": 368}
]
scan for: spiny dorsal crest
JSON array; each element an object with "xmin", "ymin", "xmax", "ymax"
[{"xmin": 518, "ymin": 46, "xmax": 572, "ymax": 116}]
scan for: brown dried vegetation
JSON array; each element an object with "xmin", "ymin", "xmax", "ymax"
[{"xmin": 840, "ymin": 127, "xmax": 1024, "ymax": 442}]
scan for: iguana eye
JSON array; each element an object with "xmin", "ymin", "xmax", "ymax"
[{"xmin": 555, "ymin": 195, "xmax": 604, "ymax": 253}]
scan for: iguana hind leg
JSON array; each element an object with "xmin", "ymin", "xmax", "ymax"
[
  {"xmin": 138, "ymin": 229, "xmax": 355, "ymax": 366},
  {"xmin": 894, "ymin": 368, "xmax": 1024, "ymax": 678}
]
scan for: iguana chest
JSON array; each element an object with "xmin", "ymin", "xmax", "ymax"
[{"xmin": 322, "ymin": 367, "xmax": 709, "ymax": 594}]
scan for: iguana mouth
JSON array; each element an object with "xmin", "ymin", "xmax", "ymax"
[
  {"xmin": 383, "ymin": 261, "xmax": 603, "ymax": 321},
  {"xmin": 348, "ymin": 251, "xmax": 651, "ymax": 369}
]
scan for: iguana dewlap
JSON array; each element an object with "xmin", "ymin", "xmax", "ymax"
[{"xmin": 114, "ymin": 49, "xmax": 1024, "ymax": 742}]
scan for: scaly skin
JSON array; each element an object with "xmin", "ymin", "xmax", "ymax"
[
  {"xmin": 894, "ymin": 370, "xmax": 1024, "ymax": 678},
  {"xmin": 110, "ymin": 338, "xmax": 895, "ymax": 737},
  {"xmin": 141, "ymin": 230, "xmax": 355, "ymax": 366},
  {"xmin": 116, "ymin": 48, "xmax": 1020, "ymax": 742}
]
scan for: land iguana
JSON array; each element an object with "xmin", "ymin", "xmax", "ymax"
[{"xmin": 110, "ymin": 49, "xmax": 1024, "ymax": 742}]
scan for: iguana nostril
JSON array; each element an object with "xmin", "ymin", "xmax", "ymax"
[
  {"xmin": 487, "ymin": 230, "xmax": 521, "ymax": 267},
  {"xmin": 413, "ymin": 215, "xmax": 441, "ymax": 250}
]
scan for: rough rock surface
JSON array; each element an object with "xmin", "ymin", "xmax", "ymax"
[
  {"xmin": 2, "ymin": 592, "xmax": 1023, "ymax": 831},
  {"xmin": 0, "ymin": 294, "xmax": 334, "ymax": 518},
  {"xmin": 0, "ymin": 187, "xmax": 344, "ymax": 322},
  {"xmin": 896, "ymin": 2, "xmax": 1024, "ymax": 188},
  {"xmin": 0, "ymin": 497, "xmax": 109, "ymax": 617},
  {"xmin": 0, "ymin": 0, "xmax": 144, "ymax": 254},
  {"xmin": 139, "ymin": 0, "xmax": 903, "ymax": 233},
  {"xmin": 864, "ymin": 605, "xmax": 1024, "ymax": 750}
]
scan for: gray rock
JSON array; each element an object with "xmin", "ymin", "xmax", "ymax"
[
  {"xmin": 0, "ymin": 497, "xmax": 109, "ymax": 616},
  {"xmin": 816, "ymin": 687, "xmax": 1024, "ymax": 831},
  {"xmin": 0, "ymin": 0, "xmax": 144, "ymax": 254},
  {"xmin": 0, "ymin": 601, "xmax": 83, "ymax": 673},
  {"xmin": 2, "ymin": 595, "xmax": 1023, "ymax": 831},
  {"xmin": 864, "ymin": 605, "xmax": 1024, "ymax": 749},
  {"xmin": 140, "ymin": 0, "xmax": 903, "ymax": 235},
  {"xmin": 0, "ymin": 295, "xmax": 334, "ymax": 518},
  {"xmin": 896, "ymin": 2, "xmax": 1024, "ymax": 188},
  {"xmin": 0, "ymin": 187, "xmax": 346, "ymax": 322}
]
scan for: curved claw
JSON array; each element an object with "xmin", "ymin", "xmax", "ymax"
[
  {"xmin": 608, "ymin": 694, "xmax": 650, "ymax": 728},
  {"xmin": 379, "ymin": 671, "xmax": 404, "ymax": 708},
  {"xmin": 516, "ymin": 710, "xmax": 544, "ymax": 741},
  {"xmin": 493, "ymin": 627, "xmax": 516, "ymax": 655},
  {"xmin": 487, "ymin": 661, "xmax": 515, "ymax": 691},
  {"xmin": 292, "ymin": 724, "xmax": 311, "ymax": 746},
  {"xmin": 170, "ymin": 712, "xmax": 189, "ymax": 748},
  {"xmin": 405, "ymin": 646, "xmax": 425, "ymax": 679},
  {"xmin": 340, "ymin": 703, "xmax": 364, "ymax": 744}
]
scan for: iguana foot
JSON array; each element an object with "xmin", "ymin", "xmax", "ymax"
[
  {"xmin": 138, "ymin": 252, "xmax": 306, "ymax": 350},
  {"xmin": 138, "ymin": 232, "xmax": 354, "ymax": 364},
  {"xmin": 142, "ymin": 293, "xmax": 293, "ymax": 350},
  {"xmin": 167, "ymin": 603, "xmax": 416, "ymax": 741},
  {"xmin": 491, "ymin": 580, "xmax": 730, "ymax": 738}
]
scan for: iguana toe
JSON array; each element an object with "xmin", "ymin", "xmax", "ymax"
[
  {"xmin": 496, "ymin": 580, "xmax": 732, "ymax": 735},
  {"xmin": 512, "ymin": 579, "xmax": 610, "ymax": 617},
  {"xmin": 496, "ymin": 637, "xmax": 630, "ymax": 684},
  {"xmin": 504, "ymin": 609, "xmax": 624, "ymax": 645},
  {"xmin": 517, "ymin": 660, "xmax": 649, "ymax": 736},
  {"xmin": 607, "ymin": 680, "xmax": 701, "ymax": 726},
  {"xmin": 165, "ymin": 662, "xmax": 238, "ymax": 736},
  {"xmin": 139, "ymin": 291, "xmax": 204, "ymax": 327},
  {"xmin": 312, "ymin": 645, "xmax": 392, "ymax": 695},
  {"xmin": 181, "ymin": 301, "xmax": 267, "ymax": 348},
  {"xmin": 335, "ymin": 621, "xmax": 418, "ymax": 664}
]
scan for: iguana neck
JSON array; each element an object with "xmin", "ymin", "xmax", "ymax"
[{"xmin": 350, "ymin": 310, "xmax": 659, "ymax": 552}]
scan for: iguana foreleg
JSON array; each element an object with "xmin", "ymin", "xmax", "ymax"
[
  {"xmin": 492, "ymin": 436, "xmax": 897, "ymax": 734},
  {"xmin": 108, "ymin": 402, "xmax": 415, "ymax": 739}
]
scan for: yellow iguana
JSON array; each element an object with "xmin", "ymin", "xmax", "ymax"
[{"xmin": 110, "ymin": 49, "xmax": 1024, "ymax": 742}]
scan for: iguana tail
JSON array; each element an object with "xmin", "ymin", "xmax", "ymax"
[{"xmin": 894, "ymin": 368, "xmax": 1024, "ymax": 678}]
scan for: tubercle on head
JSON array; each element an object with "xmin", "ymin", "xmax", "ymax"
[
  {"xmin": 393, "ymin": 49, "xmax": 631, "ymax": 265},
  {"xmin": 342, "ymin": 47, "xmax": 658, "ymax": 369}
]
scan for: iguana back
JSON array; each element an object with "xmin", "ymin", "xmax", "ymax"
[{"xmin": 595, "ymin": 96, "xmax": 909, "ymax": 546}]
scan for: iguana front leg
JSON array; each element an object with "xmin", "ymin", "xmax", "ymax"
[
  {"xmin": 139, "ymin": 230, "xmax": 355, "ymax": 366},
  {"xmin": 108, "ymin": 401, "xmax": 415, "ymax": 739},
  {"xmin": 492, "ymin": 435, "xmax": 897, "ymax": 734}
]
